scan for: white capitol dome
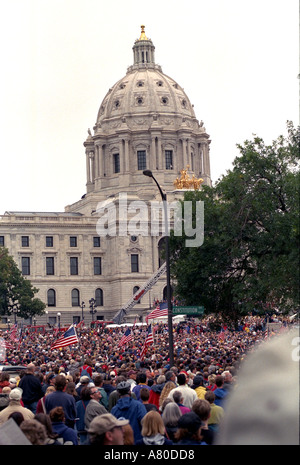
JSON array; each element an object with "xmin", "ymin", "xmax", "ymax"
[{"xmin": 94, "ymin": 26, "xmax": 201, "ymax": 134}]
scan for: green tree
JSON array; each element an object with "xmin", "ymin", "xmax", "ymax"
[
  {"xmin": 170, "ymin": 122, "xmax": 299, "ymax": 324},
  {"xmin": 0, "ymin": 247, "xmax": 46, "ymax": 319}
]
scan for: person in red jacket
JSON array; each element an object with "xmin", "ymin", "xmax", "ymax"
[
  {"xmin": 80, "ymin": 358, "xmax": 93, "ymax": 379},
  {"xmin": 148, "ymin": 375, "xmax": 166, "ymax": 410}
]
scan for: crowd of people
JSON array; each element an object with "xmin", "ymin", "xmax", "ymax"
[{"xmin": 0, "ymin": 313, "xmax": 297, "ymax": 445}]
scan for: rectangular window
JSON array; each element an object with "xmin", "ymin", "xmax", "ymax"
[
  {"xmin": 93, "ymin": 236, "xmax": 101, "ymax": 247},
  {"xmin": 70, "ymin": 257, "xmax": 78, "ymax": 275},
  {"xmin": 46, "ymin": 236, "xmax": 53, "ymax": 247},
  {"xmin": 113, "ymin": 153, "xmax": 120, "ymax": 173},
  {"xmin": 165, "ymin": 150, "xmax": 173, "ymax": 170},
  {"xmin": 70, "ymin": 236, "xmax": 77, "ymax": 247},
  {"xmin": 137, "ymin": 150, "xmax": 146, "ymax": 170},
  {"xmin": 131, "ymin": 254, "xmax": 139, "ymax": 272},
  {"xmin": 94, "ymin": 257, "xmax": 102, "ymax": 275},
  {"xmin": 22, "ymin": 257, "xmax": 30, "ymax": 275},
  {"xmin": 46, "ymin": 257, "xmax": 54, "ymax": 275},
  {"xmin": 0, "ymin": 236, "xmax": 4, "ymax": 247},
  {"xmin": 21, "ymin": 236, "xmax": 29, "ymax": 247}
]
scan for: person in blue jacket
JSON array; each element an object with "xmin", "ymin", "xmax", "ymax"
[
  {"xmin": 111, "ymin": 381, "xmax": 147, "ymax": 442},
  {"xmin": 49, "ymin": 406, "xmax": 78, "ymax": 445},
  {"xmin": 213, "ymin": 375, "xmax": 229, "ymax": 407}
]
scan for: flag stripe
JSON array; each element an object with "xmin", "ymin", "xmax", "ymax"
[{"xmin": 51, "ymin": 325, "xmax": 79, "ymax": 349}]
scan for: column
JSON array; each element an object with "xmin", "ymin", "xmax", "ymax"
[
  {"xmin": 151, "ymin": 137, "xmax": 156, "ymax": 171},
  {"xmin": 86, "ymin": 151, "xmax": 91, "ymax": 183}
]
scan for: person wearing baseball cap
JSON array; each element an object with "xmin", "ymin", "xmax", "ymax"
[{"xmin": 87, "ymin": 413, "xmax": 129, "ymax": 445}]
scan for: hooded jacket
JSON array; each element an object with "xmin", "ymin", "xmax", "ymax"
[
  {"xmin": 135, "ymin": 433, "xmax": 173, "ymax": 445},
  {"xmin": 111, "ymin": 395, "xmax": 147, "ymax": 442},
  {"xmin": 214, "ymin": 387, "xmax": 228, "ymax": 407}
]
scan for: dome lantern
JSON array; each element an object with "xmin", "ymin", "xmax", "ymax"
[{"xmin": 132, "ymin": 25, "xmax": 156, "ymax": 69}]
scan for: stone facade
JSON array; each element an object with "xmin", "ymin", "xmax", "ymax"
[{"xmin": 0, "ymin": 27, "xmax": 211, "ymax": 327}]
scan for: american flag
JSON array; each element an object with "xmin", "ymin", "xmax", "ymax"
[
  {"xmin": 8, "ymin": 324, "xmax": 19, "ymax": 343},
  {"xmin": 0, "ymin": 338, "xmax": 14, "ymax": 350},
  {"xmin": 140, "ymin": 324, "xmax": 154, "ymax": 360},
  {"xmin": 146, "ymin": 302, "xmax": 169, "ymax": 323},
  {"xmin": 51, "ymin": 325, "xmax": 79, "ymax": 349},
  {"xmin": 118, "ymin": 327, "xmax": 134, "ymax": 348}
]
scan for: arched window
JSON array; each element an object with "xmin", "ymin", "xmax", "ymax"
[
  {"xmin": 133, "ymin": 286, "xmax": 141, "ymax": 303},
  {"xmin": 95, "ymin": 288, "xmax": 103, "ymax": 306},
  {"xmin": 163, "ymin": 285, "xmax": 173, "ymax": 301},
  {"xmin": 47, "ymin": 289, "xmax": 56, "ymax": 307},
  {"xmin": 71, "ymin": 289, "xmax": 80, "ymax": 307}
]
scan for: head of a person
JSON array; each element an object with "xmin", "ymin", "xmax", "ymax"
[
  {"xmin": 193, "ymin": 375, "xmax": 204, "ymax": 387},
  {"xmin": 141, "ymin": 410, "xmax": 166, "ymax": 437},
  {"xmin": 80, "ymin": 376, "xmax": 90, "ymax": 386},
  {"xmin": 87, "ymin": 414, "xmax": 129, "ymax": 445},
  {"xmin": 140, "ymin": 387, "xmax": 150, "ymax": 402},
  {"xmin": 215, "ymin": 375, "xmax": 224, "ymax": 388},
  {"xmin": 93, "ymin": 374, "xmax": 104, "ymax": 387},
  {"xmin": 20, "ymin": 419, "xmax": 47, "ymax": 445},
  {"xmin": 8, "ymin": 411, "xmax": 24, "ymax": 426},
  {"xmin": 49, "ymin": 406, "xmax": 65, "ymax": 423},
  {"xmin": 161, "ymin": 401, "xmax": 182, "ymax": 427},
  {"xmin": 137, "ymin": 372, "xmax": 147, "ymax": 384},
  {"xmin": 172, "ymin": 390, "xmax": 184, "ymax": 405},
  {"xmin": 192, "ymin": 399, "xmax": 211, "ymax": 421},
  {"xmin": 208, "ymin": 374, "xmax": 216, "ymax": 386},
  {"xmin": 175, "ymin": 412, "xmax": 203, "ymax": 442},
  {"xmin": 34, "ymin": 413, "xmax": 58, "ymax": 439},
  {"xmin": 9, "ymin": 387, "xmax": 23, "ymax": 403},
  {"xmin": 165, "ymin": 371, "xmax": 176, "ymax": 383},
  {"xmin": 45, "ymin": 386, "xmax": 55, "ymax": 396},
  {"xmin": 54, "ymin": 375, "xmax": 67, "ymax": 391},
  {"xmin": 177, "ymin": 373, "xmax": 186, "ymax": 386},
  {"xmin": 65, "ymin": 382, "xmax": 76, "ymax": 396},
  {"xmin": 0, "ymin": 372, "xmax": 10, "ymax": 383},
  {"xmin": 116, "ymin": 381, "xmax": 131, "ymax": 397},
  {"xmin": 123, "ymin": 423, "xmax": 135, "ymax": 445},
  {"xmin": 26, "ymin": 363, "xmax": 36, "ymax": 374},
  {"xmin": 204, "ymin": 390, "xmax": 216, "ymax": 404},
  {"xmin": 89, "ymin": 386, "xmax": 102, "ymax": 402},
  {"xmin": 156, "ymin": 375, "xmax": 166, "ymax": 385}
]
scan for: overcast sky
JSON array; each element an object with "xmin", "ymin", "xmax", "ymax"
[{"xmin": 0, "ymin": 0, "xmax": 298, "ymax": 213}]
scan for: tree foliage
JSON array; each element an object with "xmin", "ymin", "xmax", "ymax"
[
  {"xmin": 0, "ymin": 247, "xmax": 46, "ymax": 319},
  {"xmin": 170, "ymin": 122, "xmax": 299, "ymax": 324}
]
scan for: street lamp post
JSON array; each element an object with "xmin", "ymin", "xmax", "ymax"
[
  {"xmin": 89, "ymin": 298, "xmax": 97, "ymax": 322},
  {"xmin": 143, "ymin": 170, "xmax": 174, "ymax": 367},
  {"xmin": 80, "ymin": 301, "xmax": 85, "ymax": 321},
  {"xmin": 12, "ymin": 305, "xmax": 18, "ymax": 325},
  {"xmin": 57, "ymin": 312, "xmax": 61, "ymax": 330}
]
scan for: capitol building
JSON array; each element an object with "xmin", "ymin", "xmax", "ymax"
[{"xmin": 0, "ymin": 26, "xmax": 211, "ymax": 327}]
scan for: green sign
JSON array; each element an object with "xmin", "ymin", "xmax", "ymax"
[{"xmin": 173, "ymin": 306, "xmax": 205, "ymax": 315}]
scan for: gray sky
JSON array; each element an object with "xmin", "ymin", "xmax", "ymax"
[{"xmin": 0, "ymin": 0, "xmax": 298, "ymax": 213}]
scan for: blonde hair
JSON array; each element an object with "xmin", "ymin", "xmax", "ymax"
[
  {"xmin": 45, "ymin": 386, "xmax": 55, "ymax": 395},
  {"xmin": 159, "ymin": 381, "xmax": 176, "ymax": 408},
  {"xmin": 141, "ymin": 411, "xmax": 166, "ymax": 437}
]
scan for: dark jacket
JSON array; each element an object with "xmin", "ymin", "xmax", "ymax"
[
  {"xmin": 45, "ymin": 391, "xmax": 76, "ymax": 428},
  {"xmin": 18, "ymin": 373, "xmax": 43, "ymax": 404},
  {"xmin": 51, "ymin": 421, "xmax": 78, "ymax": 445}
]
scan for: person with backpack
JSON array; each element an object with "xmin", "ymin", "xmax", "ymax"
[{"xmin": 80, "ymin": 358, "xmax": 93, "ymax": 379}]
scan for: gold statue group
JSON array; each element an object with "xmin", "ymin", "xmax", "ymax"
[{"xmin": 173, "ymin": 166, "xmax": 204, "ymax": 190}]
